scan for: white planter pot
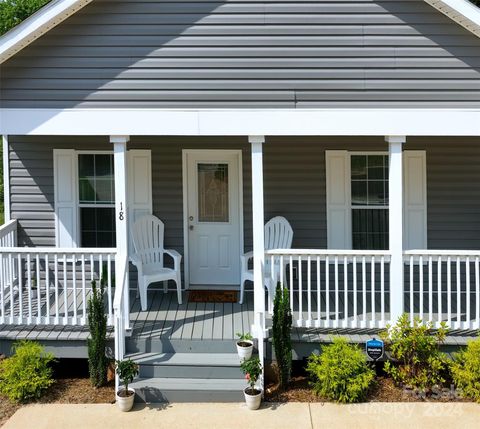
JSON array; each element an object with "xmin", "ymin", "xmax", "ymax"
[
  {"xmin": 244, "ymin": 388, "xmax": 262, "ymax": 410},
  {"xmin": 236, "ymin": 340, "xmax": 253, "ymax": 361},
  {"xmin": 116, "ymin": 387, "xmax": 135, "ymax": 412}
]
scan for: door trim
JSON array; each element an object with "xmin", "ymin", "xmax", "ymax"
[{"xmin": 182, "ymin": 149, "xmax": 244, "ymax": 290}]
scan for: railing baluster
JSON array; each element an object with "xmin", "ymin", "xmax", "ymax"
[
  {"xmin": 81, "ymin": 254, "xmax": 86, "ymax": 324},
  {"xmin": 27, "ymin": 253, "xmax": 32, "ymax": 324},
  {"xmin": 8, "ymin": 253, "xmax": 13, "ymax": 324},
  {"xmin": 456, "ymin": 257, "xmax": 461, "ymax": 327},
  {"xmin": 316, "ymin": 256, "xmax": 320, "ymax": 326},
  {"xmin": 334, "ymin": 255, "xmax": 339, "ymax": 327},
  {"xmin": 428, "ymin": 256, "xmax": 433, "ymax": 323},
  {"xmin": 72, "ymin": 255, "xmax": 77, "ymax": 323},
  {"xmin": 344, "ymin": 256, "xmax": 348, "ymax": 328},
  {"xmin": 289, "ymin": 255, "xmax": 293, "ymax": 314},
  {"xmin": 36, "ymin": 253, "xmax": 41, "ymax": 323},
  {"xmin": 307, "ymin": 255, "xmax": 311, "ymax": 327},
  {"xmin": 54, "ymin": 254, "xmax": 59, "ymax": 324},
  {"xmin": 371, "ymin": 256, "xmax": 375, "ymax": 327},
  {"xmin": 45, "ymin": 254, "xmax": 50, "ymax": 322},
  {"xmin": 466, "ymin": 257, "xmax": 471, "ymax": 327},
  {"xmin": 409, "ymin": 255, "xmax": 414, "ymax": 323},
  {"xmin": 63, "ymin": 253, "xmax": 68, "ymax": 325},
  {"xmin": 353, "ymin": 256, "xmax": 357, "ymax": 327},
  {"xmin": 107, "ymin": 254, "xmax": 113, "ymax": 322},
  {"xmin": 362, "ymin": 256, "xmax": 366, "ymax": 326},
  {"xmin": 280, "ymin": 255, "xmax": 284, "ymax": 286},
  {"xmin": 298, "ymin": 256, "xmax": 302, "ymax": 326},
  {"xmin": 447, "ymin": 256, "xmax": 452, "ymax": 325},
  {"xmin": 17, "ymin": 254, "xmax": 23, "ymax": 324},
  {"xmin": 438, "ymin": 256, "xmax": 442, "ymax": 325},
  {"xmin": 380, "ymin": 256, "xmax": 385, "ymax": 326},
  {"xmin": 419, "ymin": 255, "xmax": 424, "ymax": 321},
  {"xmin": 0, "ymin": 254, "xmax": 4, "ymax": 322},
  {"xmin": 325, "ymin": 256, "xmax": 330, "ymax": 327}
]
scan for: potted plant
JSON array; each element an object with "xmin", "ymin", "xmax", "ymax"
[
  {"xmin": 236, "ymin": 332, "xmax": 253, "ymax": 361},
  {"xmin": 115, "ymin": 359, "xmax": 139, "ymax": 412},
  {"xmin": 240, "ymin": 356, "xmax": 263, "ymax": 410}
]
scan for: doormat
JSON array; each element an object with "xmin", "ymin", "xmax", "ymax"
[{"xmin": 188, "ymin": 290, "xmax": 238, "ymax": 303}]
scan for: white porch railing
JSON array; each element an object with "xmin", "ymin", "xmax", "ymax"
[
  {"xmin": 0, "ymin": 246, "xmax": 116, "ymax": 326},
  {"xmin": 0, "ymin": 220, "xmax": 17, "ymax": 247},
  {"xmin": 266, "ymin": 249, "xmax": 391, "ymax": 329},
  {"xmin": 404, "ymin": 250, "xmax": 480, "ymax": 330}
]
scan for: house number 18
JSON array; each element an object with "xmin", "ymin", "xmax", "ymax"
[{"xmin": 119, "ymin": 202, "xmax": 125, "ymax": 221}]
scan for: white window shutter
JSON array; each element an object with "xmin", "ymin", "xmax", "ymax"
[
  {"xmin": 127, "ymin": 150, "xmax": 152, "ymax": 254},
  {"xmin": 53, "ymin": 149, "xmax": 78, "ymax": 247},
  {"xmin": 326, "ymin": 150, "xmax": 351, "ymax": 249},
  {"xmin": 403, "ymin": 150, "xmax": 427, "ymax": 249}
]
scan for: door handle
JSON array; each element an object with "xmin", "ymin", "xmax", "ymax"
[{"xmin": 189, "ymin": 225, "xmax": 194, "ymax": 231}]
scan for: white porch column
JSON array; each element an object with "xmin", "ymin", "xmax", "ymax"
[
  {"xmin": 110, "ymin": 135, "xmax": 130, "ymax": 330},
  {"xmin": 249, "ymin": 135, "xmax": 266, "ymax": 382},
  {"xmin": 386, "ymin": 135, "xmax": 406, "ymax": 323},
  {"xmin": 2, "ymin": 136, "xmax": 10, "ymax": 222}
]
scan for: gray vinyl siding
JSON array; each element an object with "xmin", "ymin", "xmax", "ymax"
[
  {"xmin": 8, "ymin": 136, "xmax": 480, "ymax": 251},
  {"xmin": 2, "ymin": 0, "xmax": 480, "ymax": 108}
]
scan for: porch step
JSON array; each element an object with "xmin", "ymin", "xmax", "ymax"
[
  {"xmin": 128, "ymin": 352, "xmax": 244, "ymax": 379},
  {"xmin": 126, "ymin": 337, "xmax": 238, "ymax": 354},
  {"xmin": 130, "ymin": 377, "xmax": 246, "ymax": 403}
]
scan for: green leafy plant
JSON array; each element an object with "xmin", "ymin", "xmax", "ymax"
[
  {"xmin": 306, "ymin": 337, "xmax": 375, "ymax": 403},
  {"xmin": 381, "ymin": 314, "xmax": 449, "ymax": 390},
  {"xmin": 87, "ymin": 279, "xmax": 108, "ymax": 388},
  {"xmin": 236, "ymin": 332, "xmax": 253, "ymax": 342},
  {"xmin": 272, "ymin": 282, "xmax": 292, "ymax": 391},
  {"xmin": 0, "ymin": 340, "xmax": 55, "ymax": 402},
  {"xmin": 115, "ymin": 359, "xmax": 139, "ymax": 396},
  {"xmin": 451, "ymin": 337, "xmax": 480, "ymax": 402},
  {"xmin": 0, "ymin": 0, "xmax": 51, "ymax": 35},
  {"xmin": 240, "ymin": 356, "xmax": 262, "ymax": 394}
]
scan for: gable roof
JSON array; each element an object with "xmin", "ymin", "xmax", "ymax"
[{"xmin": 0, "ymin": 0, "xmax": 480, "ymax": 65}]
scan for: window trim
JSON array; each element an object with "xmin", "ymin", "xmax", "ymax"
[
  {"xmin": 349, "ymin": 151, "xmax": 389, "ymax": 250},
  {"xmin": 75, "ymin": 150, "xmax": 115, "ymax": 248}
]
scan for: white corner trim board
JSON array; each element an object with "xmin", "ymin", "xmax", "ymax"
[
  {"xmin": 2, "ymin": 108, "xmax": 480, "ymax": 136},
  {"xmin": 0, "ymin": 0, "xmax": 93, "ymax": 63}
]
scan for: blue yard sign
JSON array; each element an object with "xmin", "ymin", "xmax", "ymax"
[{"xmin": 366, "ymin": 338, "xmax": 384, "ymax": 361}]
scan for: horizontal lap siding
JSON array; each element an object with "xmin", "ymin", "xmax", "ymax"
[
  {"xmin": 2, "ymin": 0, "xmax": 480, "ymax": 108},
  {"xmin": 10, "ymin": 135, "xmax": 480, "ymax": 251}
]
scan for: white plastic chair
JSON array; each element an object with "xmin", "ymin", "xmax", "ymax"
[
  {"xmin": 131, "ymin": 215, "xmax": 182, "ymax": 311},
  {"xmin": 240, "ymin": 216, "xmax": 293, "ymax": 306}
]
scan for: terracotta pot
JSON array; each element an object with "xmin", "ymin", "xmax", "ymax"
[
  {"xmin": 116, "ymin": 388, "xmax": 135, "ymax": 412},
  {"xmin": 236, "ymin": 340, "xmax": 253, "ymax": 361},
  {"xmin": 244, "ymin": 387, "xmax": 262, "ymax": 410}
]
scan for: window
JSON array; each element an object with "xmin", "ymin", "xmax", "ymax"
[
  {"xmin": 351, "ymin": 154, "xmax": 389, "ymax": 250},
  {"xmin": 78, "ymin": 154, "xmax": 116, "ymax": 247}
]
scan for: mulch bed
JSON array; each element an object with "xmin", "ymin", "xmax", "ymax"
[
  {"xmin": 264, "ymin": 375, "xmax": 471, "ymax": 403},
  {"xmin": 0, "ymin": 378, "xmax": 114, "ymax": 427}
]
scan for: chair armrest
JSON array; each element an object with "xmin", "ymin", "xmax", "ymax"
[
  {"xmin": 241, "ymin": 251, "xmax": 254, "ymax": 272},
  {"xmin": 164, "ymin": 249, "xmax": 182, "ymax": 270},
  {"xmin": 130, "ymin": 253, "xmax": 141, "ymax": 267}
]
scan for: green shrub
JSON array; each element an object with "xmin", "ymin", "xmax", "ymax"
[
  {"xmin": 451, "ymin": 337, "xmax": 480, "ymax": 402},
  {"xmin": 306, "ymin": 337, "xmax": 375, "ymax": 403},
  {"xmin": 115, "ymin": 359, "xmax": 139, "ymax": 394},
  {"xmin": 272, "ymin": 282, "xmax": 292, "ymax": 391},
  {"xmin": 0, "ymin": 340, "xmax": 55, "ymax": 402},
  {"xmin": 240, "ymin": 356, "xmax": 262, "ymax": 392},
  {"xmin": 381, "ymin": 314, "xmax": 449, "ymax": 390},
  {"xmin": 87, "ymin": 280, "xmax": 108, "ymax": 388}
]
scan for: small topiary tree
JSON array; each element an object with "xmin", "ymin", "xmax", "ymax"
[
  {"xmin": 240, "ymin": 356, "xmax": 263, "ymax": 395},
  {"xmin": 381, "ymin": 314, "xmax": 449, "ymax": 390},
  {"xmin": 87, "ymin": 279, "xmax": 108, "ymax": 388},
  {"xmin": 451, "ymin": 337, "xmax": 480, "ymax": 402},
  {"xmin": 272, "ymin": 282, "xmax": 292, "ymax": 391},
  {"xmin": 307, "ymin": 337, "xmax": 375, "ymax": 403},
  {"xmin": 0, "ymin": 340, "xmax": 55, "ymax": 402},
  {"xmin": 115, "ymin": 359, "xmax": 139, "ymax": 397}
]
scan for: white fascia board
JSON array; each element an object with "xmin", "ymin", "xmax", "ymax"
[
  {"xmin": 425, "ymin": 0, "xmax": 480, "ymax": 37},
  {"xmin": 0, "ymin": 0, "xmax": 93, "ymax": 64},
  {"xmin": 1, "ymin": 108, "xmax": 480, "ymax": 136}
]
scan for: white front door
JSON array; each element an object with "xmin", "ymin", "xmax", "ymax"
[{"xmin": 185, "ymin": 150, "xmax": 242, "ymax": 287}]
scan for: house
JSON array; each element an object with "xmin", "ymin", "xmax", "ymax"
[{"xmin": 1, "ymin": 0, "xmax": 480, "ymax": 402}]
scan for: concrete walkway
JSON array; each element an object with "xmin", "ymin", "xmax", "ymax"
[{"xmin": 3, "ymin": 402, "xmax": 480, "ymax": 429}]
